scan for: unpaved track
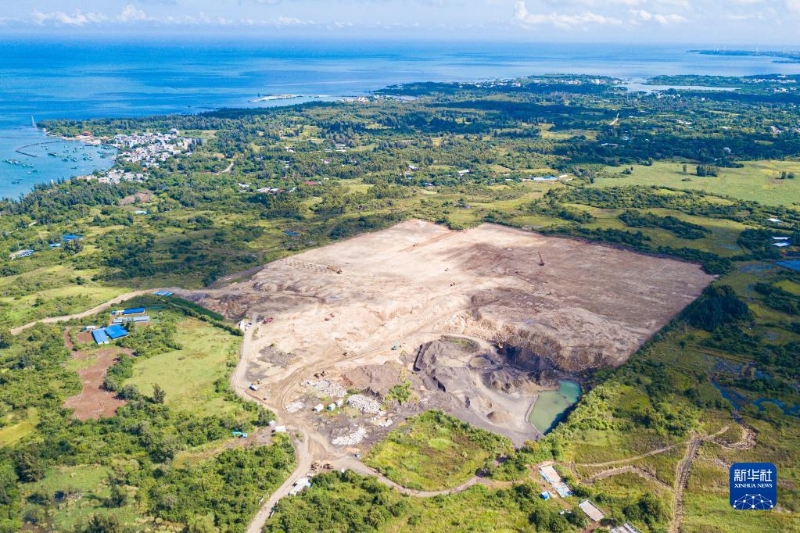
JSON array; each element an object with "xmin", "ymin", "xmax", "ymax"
[
  {"xmin": 10, "ymin": 290, "xmax": 157, "ymax": 335},
  {"xmin": 578, "ymin": 445, "xmax": 681, "ymax": 469},
  {"xmin": 670, "ymin": 436, "xmax": 702, "ymax": 533},
  {"xmin": 587, "ymin": 465, "xmax": 673, "ymax": 492}
]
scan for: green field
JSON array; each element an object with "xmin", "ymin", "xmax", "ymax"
[
  {"xmin": 0, "ymin": 265, "xmax": 131, "ymax": 327},
  {"xmin": 20, "ymin": 465, "xmax": 142, "ymax": 532},
  {"xmin": 0, "ymin": 408, "xmax": 39, "ymax": 447},
  {"xmin": 124, "ymin": 318, "xmax": 243, "ymax": 416},
  {"xmin": 597, "ymin": 160, "xmax": 800, "ymax": 206},
  {"xmin": 365, "ymin": 410, "xmax": 512, "ymax": 491}
]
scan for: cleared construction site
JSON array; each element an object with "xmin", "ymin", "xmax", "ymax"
[{"xmin": 182, "ymin": 220, "xmax": 714, "ymax": 446}]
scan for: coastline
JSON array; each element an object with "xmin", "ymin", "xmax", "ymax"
[{"xmin": 0, "ymin": 126, "xmax": 116, "ymax": 199}]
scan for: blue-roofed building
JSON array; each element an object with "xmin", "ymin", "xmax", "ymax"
[
  {"xmin": 122, "ymin": 307, "xmax": 146, "ymax": 315},
  {"xmin": 62, "ymin": 234, "xmax": 83, "ymax": 241},
  {"xmin": 104, "ymin": 325, "xmax": 128, "ymax": 340},
  {"xmin": 92, "ymin": 329, "xmax": 110, "ymax": 345}
]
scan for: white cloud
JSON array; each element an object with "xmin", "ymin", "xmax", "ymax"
[
  {"xmin": 514, "ymin": 1, "xmax": 622, "ymax": 28},
  {"xmin": 32, "ymin": 9, "xmax": 108, "ymax": 26},
  {"xmin": 118, "ymin": 5, "xmax": 147, "ymax": 22},
  {"xmin": 31, "ymin": 5, "xmax": 150, "ymax": 26},
  {"xmin": 630, "ymin": 9, "xmax": 686, "ymax": 23}
]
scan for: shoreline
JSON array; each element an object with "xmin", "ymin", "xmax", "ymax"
[{"xmin": 0, "ymin": 127, "xmax": 116, "ymax": 200}]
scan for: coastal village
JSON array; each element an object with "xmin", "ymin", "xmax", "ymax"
[{"xmin": 83, "ymin": 129, "xmax": 196, "ymax": 184}]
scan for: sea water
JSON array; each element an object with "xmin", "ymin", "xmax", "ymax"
[
  {"xmin": 0, "ymin": 127, "xmax": 115, "ymax": 199},
  {"xmin": 2, "ymin": 38, "xmax": 798, "ymax": 198}
]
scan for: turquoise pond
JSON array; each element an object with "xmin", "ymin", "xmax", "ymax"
[{"xmin": 528, "ymin": 380, "xmax": 582, "ymax": 434}]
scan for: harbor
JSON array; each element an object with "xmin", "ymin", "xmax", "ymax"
[{"xmin": 0, "ymin": 124, "xmax": 115, "ymax": 199}]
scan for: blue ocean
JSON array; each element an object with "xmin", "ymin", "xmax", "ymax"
[{"xmin": 1, "ymin": 38, "xmax": 799, "ymax": 199}]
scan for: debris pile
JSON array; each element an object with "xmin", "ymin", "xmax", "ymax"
[
  {"xmin": 301, "ymin": 379, "xmax": 347, "ymax": 398},
  {"xmin": 347, "ymin": 394, "xmax": 383, "ymax": 415},
  {"xmin": 332, "ymin": 426, "xmax": 367, "ymax": 446},
  {"xmin": 285, "ymin": 400, "xmax": 305, "ymax": 413},
  {"xmin": 372, "ymin": 416, "xmax": 394, "ymax": 428}
]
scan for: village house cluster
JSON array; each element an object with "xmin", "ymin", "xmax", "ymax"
[
  {"xmin": 111, "ymin": 129, "xmax": 194, "ymax": 168},
  {"xmin": 84, "ymin": 130, "xmax": 196, "ymax": 184}
]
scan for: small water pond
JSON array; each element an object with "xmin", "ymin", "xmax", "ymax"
[{"xmin": 528, "ymin": 380, "xmax": 582, "ymax": 434}]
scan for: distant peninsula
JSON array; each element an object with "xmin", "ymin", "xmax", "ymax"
[{"xmin": 689, "ymin": 49, "xmax": 800, "ymax": 63}]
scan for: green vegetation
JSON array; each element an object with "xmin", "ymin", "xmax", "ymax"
[
  {"xmin": 267, "ymin": 470, "xmax": 582, "ymax": 532},
  {"xmin": 385, "ymin": 381, "xmax": 412, "ymax": 405},
  {"xmin": 124, "ymin": 318, "xmax": 243, "ymax": 415},
  {"xmin": 618, "ymin": 209, "xmax": 710, "ymax": 239},
  {"xmin": 0, "ymin": 304, "xmax": 285, "ymax": 532},
  {"xmin": 365, "ymin": 410, "xmax": 512, "ymax": 491},
  {"xmin": 596, "ymin": 160, "xmax": 800, "ymax": 206}
]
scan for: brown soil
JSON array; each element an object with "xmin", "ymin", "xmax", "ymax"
[
  {"xmin": 63, "ymin": 328, "xmax": 75, "ymax": 351},
  {"xmin": 75, "ymin": 331, "xmax": 94, "ymax": 345},
  {"xmin": 118, "ymin": 191, "xmax": 153, "ymax": 205},
  {"xmin": 196, "ymin": 221, "xmax": 713, "ymax": 448},
  {"xmin": 63, "ymin": 348, "xmax": 131, "ymax": 420},
  {"xmin": 343, "ymin": 364, "xmax": 404, "ymax": 397}
]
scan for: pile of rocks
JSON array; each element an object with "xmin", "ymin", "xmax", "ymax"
[
  {"xmin": 347, "ymin": 394, "xmax": 383, "ymax": 415},
  {"xmin": 301, "ymin": 379, "xmax": 347, "ymax": 398},
  {"xmin": 285, "ymin": 400, "xmax": 305, "ymax": 413},
  {"xmin": 372, "ymin": 416, "xmax": 394, "ymax": 428},
  {"xmin": 332, "ymin": 426, "xmax": 367, "ymax": 446}
]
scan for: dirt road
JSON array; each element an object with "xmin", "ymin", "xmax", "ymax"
[{"xmin": 10, "ymin": 289, "xmax": 157, "ymax": 335}]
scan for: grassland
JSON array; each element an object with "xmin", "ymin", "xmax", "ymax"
[
  {"xmin": 124, "ymin": 318, "xmax": 243, "ymax": 416},
  {"xmin": 0, "ymin": 265, "xmax": 131, "ymax": 328},
  {"xmin": 364, "ymin": 411, "xmax": 512, "ymax": 491},
  {"xmin": 20, "ymin": 465, "xmax": 143, "ymax": 532},
  {"xmin": 0, "ymin": 407, "xmax": 39, "ymax": 447},
  {"xmin": 597, "ymin": 160, "xmax": 800, "ymax": 206}
]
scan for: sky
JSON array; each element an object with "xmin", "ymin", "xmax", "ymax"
[{"xmin": 1, "ymin": 0, "xmax": 800, "ymax": 44}]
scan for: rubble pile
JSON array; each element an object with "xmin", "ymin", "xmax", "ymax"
[
  {"xmin": 347, "ymin": 394, "xmax": 383, "ymax": 415},
  {"xmin": 301, "ymin": 379, "xmax": 347, "ymax": 398},
  {"xmin": 332, "ymin": 426, "xmax": 367, "ymax": 446},
  {"xmin": 285, "ymin": 400, "xmax": 305, "ymax": 413}
]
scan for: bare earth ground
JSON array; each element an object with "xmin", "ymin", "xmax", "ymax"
[
  {"xmin": 62, "ymin": 333, "xmax": 129, "ymax": 420},
  {"xmin": 183, "ymin": 220, "xmax": 713, "ymax": 449}
]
